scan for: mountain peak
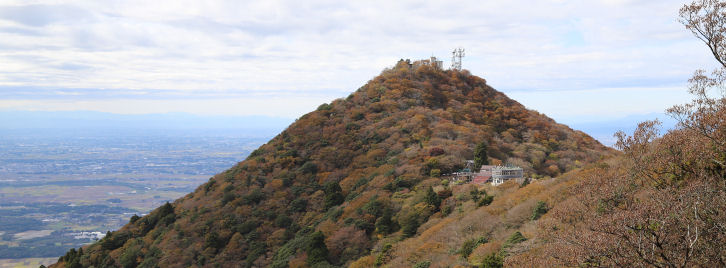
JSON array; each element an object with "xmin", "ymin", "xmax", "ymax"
[{"xmin": 53, "ymin": 61, "xmax": 613, "ymax": 267}]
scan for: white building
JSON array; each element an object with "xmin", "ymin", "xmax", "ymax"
[{"xmin": 474, "ymin": 165, "xmax": 524, "ymax": 186}]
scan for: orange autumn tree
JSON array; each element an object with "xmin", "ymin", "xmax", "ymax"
[{"xmin": 535, "ymin": 0, "xmax": 726, "ymax": 266}]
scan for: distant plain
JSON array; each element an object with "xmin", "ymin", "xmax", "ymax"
[
  {"xmin": 0, "ymin": 112, "xmax": 290, "ymax": 267},
  {"xmin": 0, "ymin": 109, "xmax": 655, "ymax": 267}
]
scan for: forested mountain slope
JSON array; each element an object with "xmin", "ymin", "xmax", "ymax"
[
  {"xmin": 508, "ymin": 1, "xmax": 726, "ymax": 265},
  {"xmin": 52, "ymin": 60, "xmax": 614, "ymax": 267}
]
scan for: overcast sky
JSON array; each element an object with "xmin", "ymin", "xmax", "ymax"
[{"xmin": 0, "ymin": 0, "xmax": 717, "ymax": 123}]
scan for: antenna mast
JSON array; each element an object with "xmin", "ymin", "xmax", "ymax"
[{"xmin": 451, "ymin": 48, "xmax": 465, "ymax": 71}]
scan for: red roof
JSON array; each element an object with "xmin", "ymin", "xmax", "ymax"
[{"xmin": 471, "ymin": 175, "xmax": 491, "ymax": 185}]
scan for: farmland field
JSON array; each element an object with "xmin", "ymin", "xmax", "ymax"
[{"xmin": 0, "ymin": 128, "xmax": 270, "ymax": 266}]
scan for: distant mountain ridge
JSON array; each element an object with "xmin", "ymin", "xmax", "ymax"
[{"xmin": 51, "ymin": 60, "xmax": 615, "ymax": 267}]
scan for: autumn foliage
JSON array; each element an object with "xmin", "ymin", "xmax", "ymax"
[
  {"xmin": 51, "ymin": 58, "xmax": 612, "ymax": 267},
  {"xmin": 507, "ymin": 1, "xmax": 726, "ymax": 266}
]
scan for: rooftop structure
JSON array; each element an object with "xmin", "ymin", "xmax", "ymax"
[
  {"xmin": 430, "ymin": 56, "xmax": 444, "ymax": 69},
  {"xmin": 411, "ymin": 56, "xmax": 444, "ymax": 70}
]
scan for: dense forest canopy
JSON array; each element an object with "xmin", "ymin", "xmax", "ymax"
[
  {"xmin": 51, "ymin": 0, "xmax": 726, "ymax": 266},
  {"xmin": 52, "ymin": 55, "xmax": 612, "ymax": 267}
]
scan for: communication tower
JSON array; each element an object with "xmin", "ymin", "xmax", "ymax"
[{"xmin": 451, "ymin": 48, "xmax": 465, "ymax": 71}]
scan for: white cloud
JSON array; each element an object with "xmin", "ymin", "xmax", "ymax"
[{"xmin": 0, "ymin": 0, "xmax": 717, "ymax": 120}]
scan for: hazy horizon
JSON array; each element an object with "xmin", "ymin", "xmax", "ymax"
[{"xmin": 0, "ymin": 109, "xmax": 678, "ymax": 147}]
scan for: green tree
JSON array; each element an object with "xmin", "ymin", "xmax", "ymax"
[
  {"xmin": 306, "ymin": 231, "xmax": 329, "ymax": 264},
  {"xmin": 471, "ymin": 189, "xmax": 481, "ymax": 202},
  {"xmin": 129, "ymin": 214, "xmax": 140, "ymax": 224},
  {"xmin": 424, "ymin": 186, "xmax": 441, "ymax": 209},
  {"xmin": 503, "ymin": 231, "xmax": 527, "ymax": 249},
  {"xmin": 62, "ymin": 247, "xmax": 82, "ymax": 268},
  {"xmin": 300, "ymin": 161, "xmax": 318, "ymax": 174},
  {"xmin": 375, "ymin": 207, "xmax": 397, "ymax": 235},
  {"xmin": 204, "ymin": 231, "xmax": 225, "ymax": 250},
  {"xmin": 221, "ymin": 191, "xmax": 236, "ymax": 205},
  {"xmin": 324, "ymin": 182, "xmax": 345, "ymax": 209},
  {"xmin": 477, "ymin": 195, "xmax": 494, "ymax": 207},
  {"xmin": 289, "ymin": 198, "xmax": 308, "ymax": 212},
  {"xmin": 274, "ymin": 214, "xmax": 292, "ymax": 228},
  {"xmin": 474, "ymin": 141, "xmax": 489, "ymax": 168},
  {"xmin": 242, "ymin": 189, "xmax": 265, "ymax": 205},
  {"xmin": 459, "ymin": 236, "xmax": 488, "ymax": 257},
  {"xmin": 66, "ymin": 259, "xmax": 81, "ymax": 268},
  {"xmin": 400, "ymin": 213, "xmax": 420, "ymax": 238},
  {"xmin": 480, "ymin": 253, "xmax": 504, "ymax": 268},
  {"xmin": 519, "ymin": 178, "xmax": 530, "ymax": 188},
  {"xmin": 531, "ymin": 201, "xmax": 549, "ymax": 220},
  {"xmin": 119, "ymin": 246, "xmax": 140, "ymax": 268},
  {"xmin": 363, "ymin": 198, "xmax": 384, "ymax": 217},
  {"xmin": 159, "ymin": 202, "xmax": 174, "ymax": 217}
]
